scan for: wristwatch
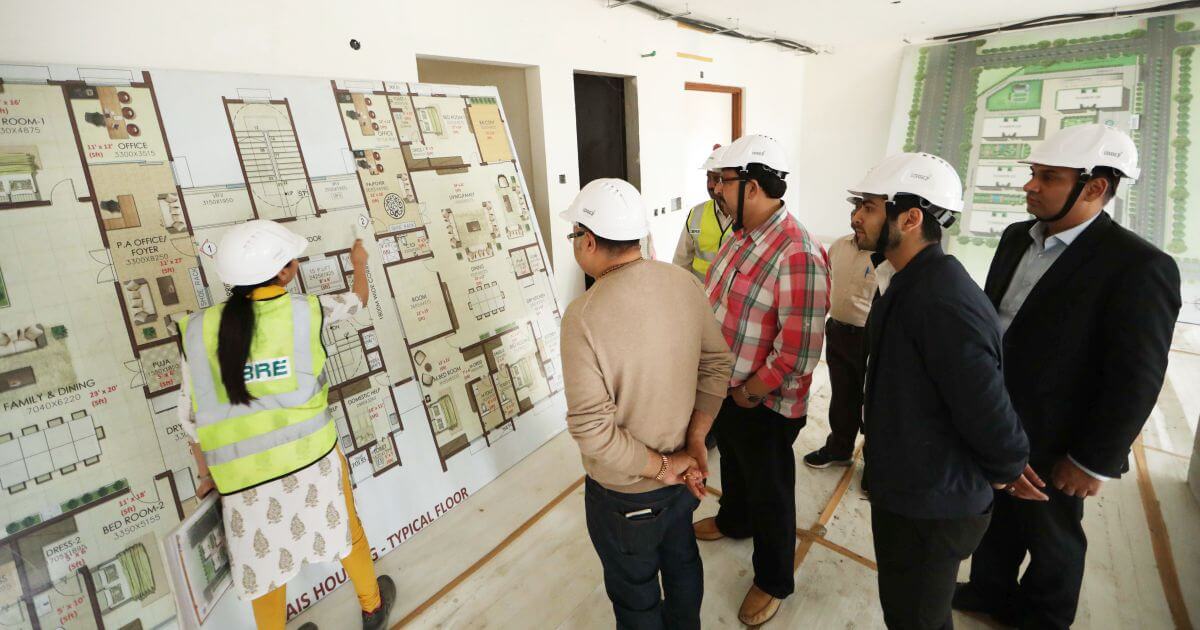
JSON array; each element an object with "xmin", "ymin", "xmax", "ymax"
[{"xmin": 740, "ymin": 384, "xmax": 765, "ymax": 403}]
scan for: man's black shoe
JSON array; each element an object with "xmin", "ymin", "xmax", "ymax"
[
  {"xmin": 952, "ymin": 583, "xmax": 1019, "ymax": 626},
  {"xmin": 803, "ymin": 447, "xmax": 852, "ymax": 469}
]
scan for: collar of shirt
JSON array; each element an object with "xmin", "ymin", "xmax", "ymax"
[
  {"xmin": 869, "ymin": 251, "xmax": 889, "ymax": 294},
  {"xmin": 828, "ymin": 233, "xmax": 855, "ymax": 253},
  {"xmin": 831, "ymin": 234, "xmax": 875, "ymax": 266},
  {"xmin": 874, "ymin": 259, "xmax": 896, "ymax": 295},
  {"xmin": 1027, "ymin": 211, "xmax": 1100, "ymax": 254},
  {"xmin": 733, "ymin": 202, "xmax": 788, "ymax": 245}
]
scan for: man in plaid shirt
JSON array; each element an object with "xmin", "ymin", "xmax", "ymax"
[{"xmin": 691, "ymin": 134, "xmax": 831, "ymax": 626}]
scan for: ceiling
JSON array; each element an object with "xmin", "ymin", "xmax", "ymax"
[{"xmin": 628, "ymin": 0, "xmax": 1172, "ymax": 50}]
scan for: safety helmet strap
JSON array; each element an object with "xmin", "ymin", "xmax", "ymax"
[{"xmin": 1040, "ymin": 169, "xmax": 1093, "ymax": 223}]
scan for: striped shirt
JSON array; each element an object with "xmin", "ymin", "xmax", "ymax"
[{"xmin": 705, "ymin": 204, "xmax": 831, "ymax": 418}]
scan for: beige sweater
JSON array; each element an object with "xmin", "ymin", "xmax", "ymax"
[{"xmin": 561, "ymin": 259, "xmax": 734, "ymax": 493}]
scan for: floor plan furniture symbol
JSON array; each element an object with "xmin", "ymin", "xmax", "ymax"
[
  {"xmin": 0, "ymin": 151, "xmax": 42, "ymax": 207},
  {"xmin": 1, "ymin": 410, "xmax": 103, "ymax": 494},
  {"xmin": 417, "ymin": 106, "xmax": 444, "ymax": 136},
  {"xmin": 384, "ymin": 194, "xmax": 405, "ymax": 219},
  {"xmin": 467, "ymin": 282, "xmax": 505, "ymax": 321}
]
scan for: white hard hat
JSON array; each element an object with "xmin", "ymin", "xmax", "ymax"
[
  {"xmin": 700, "ymin": 146, "xmax": 726, "ymax": 171},
  {"xmin": 215, "ymin": 219, "xmax": 308, "ymax": 286},
  {"xmin": 558, "ymin": 178, "xmax": 649, "ymax": 241},
  {"xmin": 715, "ymin": 134, "xmax": 789, "ymax": 176},
  {"xmin": 849, "ymin": 152, "xmax": 964, "ymax": 213},
  {"xmin": 1020, "ymin": 123, "xmax": 1139, "ymax": 180}
]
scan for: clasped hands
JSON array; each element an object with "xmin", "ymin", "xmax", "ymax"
[
  {"xmin": 991, "ymin": 458, "xmax": 1104, "ymax": 501},
  {"xmin": 657, "ymin": 432, "xmax": 711, "ymax": 500}
]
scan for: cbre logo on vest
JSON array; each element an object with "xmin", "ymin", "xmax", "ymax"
[{"xmin": 244, "ymin": 357, "xmax": 291, "ymax": 383}]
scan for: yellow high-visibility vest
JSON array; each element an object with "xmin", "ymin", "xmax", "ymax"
[
  {"xmin": 687, "ymin": 199, "xmax": 729, "ymax": 280},
  {"xmin": 179, "ymin": 294, "xmax": 334, "ymax": 494}
]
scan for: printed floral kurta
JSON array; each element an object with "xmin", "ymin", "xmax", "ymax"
[{"xmin": 179, "ymin": 292, "xmax": 362, "ymax": 600}]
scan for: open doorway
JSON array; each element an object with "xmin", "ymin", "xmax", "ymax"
[
  {"xmin": 682, "ymin": 81, "xmax": 742, "ymax": 207},
  {"xmin": 573, "ymin": 72, "xmax": 640, "ymax": 288},
  {"xmin": 573, "ymin": 72, "xmax": 640, "ymax": 189},
  {"xmin": 416, "ymin": 57, "xmax": 549, "ymax": 259}
]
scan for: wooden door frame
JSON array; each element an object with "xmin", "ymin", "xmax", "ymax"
[{"xmin": 684, "ymin": 82, "xmax": 743, "ymax": 140}]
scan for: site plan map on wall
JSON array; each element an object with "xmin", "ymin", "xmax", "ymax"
[
  {"xmin": 0, "ymin": 62, "xmax": 565, "ymax": 629},
  {"xmin": 890, "ymin": 9, "xmax": 1200, "ymax": 323}
]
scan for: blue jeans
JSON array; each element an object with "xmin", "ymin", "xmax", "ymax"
[{"xmin": 584, "ymin": 477, "xmax": 703, "ymax": 630}]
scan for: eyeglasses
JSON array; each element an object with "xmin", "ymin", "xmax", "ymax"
[
  {"xmin": 714, "ymin": 175, "xmax": 746, "ymax": 185},
  {"xmin": 566, "ymin": 229, "xmax": 587, "ymax": 241}
]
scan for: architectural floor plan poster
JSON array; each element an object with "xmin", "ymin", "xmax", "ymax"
[
  {"xmin": 889, "ymin": 9, "xmax": 1200, "ymax": 323},
  {"xmin": 0, "ymin": 62, "xmax": 565, "ymax": 629}
]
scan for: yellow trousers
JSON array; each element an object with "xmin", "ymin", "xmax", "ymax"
[{"xmin": 250, "ymin": 452, "xmax": 380, "ymax": 629}]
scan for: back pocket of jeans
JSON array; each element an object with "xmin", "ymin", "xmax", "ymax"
[{"xmin": 613, "ymin": 507, "xmax": 669, "ymax": 556}]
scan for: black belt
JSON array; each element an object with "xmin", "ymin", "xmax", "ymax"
[{"xmin": 827, "ymin": 318, "xmax": 865, "ymax": 333}]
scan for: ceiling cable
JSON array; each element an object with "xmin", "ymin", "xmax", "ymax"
[{"xmin": 606, "ymin": 1, "xmax": 820, "ymax": 54}]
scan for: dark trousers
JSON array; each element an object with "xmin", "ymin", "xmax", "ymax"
[
  {"xmin": 584, "ymin": 477, "xmax": 703, "ymax": 630},
  {"xmin": 713, "ymin": 399, "xmax": 804, "ymax": 599},
  {"xmin": 823, "ymin": 318, "xmax": 867, "ymax": 458},
  {"xmin": 872, "ymin": 505, "xmax": 992, "ymax": 630},
  {"xmin": 966, "ymin": 486, "xmax": 1086, "ymax": 630}
]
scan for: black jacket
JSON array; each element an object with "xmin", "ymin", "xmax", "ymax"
[
  {"xmin": 864, "ymin": 245, "xmax": 1029, "ymax": 519},
  {"xmin": 984, "ymin": 212, "xmax": 1182, "ymax": 478}
]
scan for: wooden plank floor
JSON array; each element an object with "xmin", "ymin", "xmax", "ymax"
[{"xmin": 290, "ymin": 335, "xmax": 1200, "ymax": 630}]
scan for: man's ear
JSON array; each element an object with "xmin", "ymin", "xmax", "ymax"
[
  {"xmin": 1083, "ymin": 176, "xmax": 1110, "ymax": 203},
  {"xmin": 903, "ymin": 207, "xmax": 924, "ymax": 233},
  {"xmin": 743, "ymin": 178, "xmax": 760, "ymax": 201}
]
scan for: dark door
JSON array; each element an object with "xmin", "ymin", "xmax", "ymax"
[
  {"xmin": 574, "ymin": 73, "xmax": 628, "ymax": 186},
  {"xmin": 574, "ymin": 73, "xmax": 632, "ymax": 289}
]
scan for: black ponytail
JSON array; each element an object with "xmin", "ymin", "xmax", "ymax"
[{"xmin": 217, "ymin": 280, "xmax": 273, "ymax": 405}]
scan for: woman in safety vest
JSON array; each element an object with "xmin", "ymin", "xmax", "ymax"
[{"xmin": 182, "ymin": 219, "xmax": 395, "ymax": 630}]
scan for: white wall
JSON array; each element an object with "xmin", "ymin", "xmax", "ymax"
[
  {"xmin": 794, "ymin": 42, "xmax": 908, "ymax": 245},
  {"xmin": 1, "ymin": 0, "xmax": 810, "ymax": 303}
]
